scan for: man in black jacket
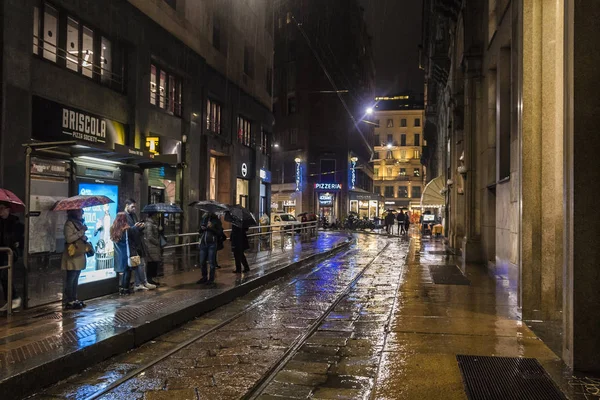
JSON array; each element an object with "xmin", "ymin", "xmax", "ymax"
[
  {"xmin": 124, "ymin": 199, "xmax": 155, "ymax": 291},
  {"xmin": 0, "ymin": 203, "xmax": 23, "ymax": 311}
]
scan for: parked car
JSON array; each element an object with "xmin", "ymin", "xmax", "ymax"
[{"xmin": 271, "ymin": 212, "xmax": 301, "ymax": 232}]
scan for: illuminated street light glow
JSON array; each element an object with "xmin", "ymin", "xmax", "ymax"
[
  {"xmin": 366, "ymin": 107, "xmax": 373, "ymax": 115},
  {"xmin": 387, "ymin": 143, "xmax": 392, "ymax": 149}
]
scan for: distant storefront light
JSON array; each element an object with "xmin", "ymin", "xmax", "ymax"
[{"xmin": 314, "ymin": 183, "xmax": 342, "ymax": 190}]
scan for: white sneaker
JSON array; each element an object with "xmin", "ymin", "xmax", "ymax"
[
  {"xmin": 143, "ymin": 282, "xmax": 156, "ymax": 290},
  {"xmin": 0, "ymin": 297, "xmax": 21, "ymax": 311},
  {"xmin": 134, "ymin": 285, "xmax": 149, "ymax": 291}
]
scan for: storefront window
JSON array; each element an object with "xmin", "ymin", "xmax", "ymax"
[
  {"xmin": 350, "ymin": 200, "xmax": 359, "ymax": 214},
  {"xmin": 369, "ymin": 200, "xmax": 378, "ymax": 218},
  {"xmin": 209, "ymin": 157, "xmax": 217, "ymax": 200}
]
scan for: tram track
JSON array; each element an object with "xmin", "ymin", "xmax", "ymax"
[{"xmin": 79, "ymin": 238, "xmax": 391, "ymax": 400}]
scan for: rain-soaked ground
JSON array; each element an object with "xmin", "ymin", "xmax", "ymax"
[{"xmin": 30, "ymin": 232, "xmax": 598, "ymax": 400}]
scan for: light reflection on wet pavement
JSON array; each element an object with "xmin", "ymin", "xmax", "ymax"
[{"xmin": 31, "ymin": 233, "xmax": 584, "ymax": 400}]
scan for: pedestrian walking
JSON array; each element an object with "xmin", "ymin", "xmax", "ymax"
[
  {"xmin": 61, "ymin": 209, "xmax": 91, "ymax": 309},
  {"xmin": 404, "ymin": 211, "xmax": 411, "ymax": 234},
  {"xmin": 196, "ymin": 211, "xmax": 223, "ymax": 285},
  {"xmin": 124, "ymin": 199, "xmax": 155, "ymax": 291},
  {"xmin": 111, "ymin": 212, "xmax": 143, "ymax": 295},
  {"xmin": 231, "ymin": 224, "xmax": 250, "ymax": 273},
  {"xmin": 397, "ymin": 211, "xmax": 406, "ymax": 235},
  {"xmin": 142, "ymin": 212, "xmax": 162, "ymax": 286},
  {"xmin": 0, "ymin": 203, "xmax": 23, "ymax": 311}
]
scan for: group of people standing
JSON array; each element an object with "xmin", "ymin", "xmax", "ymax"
[
  {"xmin": 60, "ymin": 199, "xmax": 162, "ymax": 309},
  {"xmin": 384, "ymin": 210, "xmax": 411, "ymax": 235},
  {"xmin": 196, "ymin": 211, "xmax": 250, "ymax": 285}
]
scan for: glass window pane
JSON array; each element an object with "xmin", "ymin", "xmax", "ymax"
[
  {"xmin": 177, "ymin": 81, "xmax": 182, "ymax": 115},
  {"xmin": 159, "ymin": 70, "xmax": 166, "ymax": 108},
  {"xmin": 33, "ymin": 7, "xmax": 40, "ymax": 54},
  {"xmin": 206, "ymin": 99, "xmax": 211, "ymax": 130},
  {"xmin": 82, "ymin": 26, "xmax": 94, "ymax": 78},
  {"xmin": 66, "ymin": 18, "xmax": 79, "ymax": 71},
  {"xmin": 43, "ymin": 4, "xmax": 58, "ymax": 62},
  {"xmin": 168, "ymin": 75, "xmax": 175, "ymax": 113},
  {"xmin": 101, "ymin": 37, "xmax": 111, "ymax": 84},
  {"xmin": 150, "ymin": 65, "xmax": 157, "ymax": 105}
]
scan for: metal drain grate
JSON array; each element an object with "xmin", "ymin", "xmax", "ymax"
[
  {"xmin": 428, "ymin": 265, "xmax": 470, "ymax": 285},
  {"xmin": 457, "ymin": 355, "xmax": 567, "ymax": 400}
]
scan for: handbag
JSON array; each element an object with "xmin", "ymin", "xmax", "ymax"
[
  {"xmin": 66, "ymin": 221, "xmax": 94, "ymax": 257},
  {"xmin": 126, "ymin": 230, "xmax": 141, "ymax": 268},
  {"xmin": 159, "ymin": 234, "xmax": 167, "ymax": 248}
]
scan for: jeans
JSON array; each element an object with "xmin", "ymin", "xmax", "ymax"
[
  {"xmin": 199, "ymin": 243, "xmax": 217, "ymax": 281},
  {"xmin": 133, "ymin": 259, "xmax": 148, "ymax": 286},
  {"xmin": 233, "ymin": 248, "xmax": 249, "ymax": 272},
  {"xmin": 120, "ymin": 269, "xmax": 132, "ymax": 289},
  {"xmin": 65, "ymin": 270, "xmax": 81, "ymax": 303}
]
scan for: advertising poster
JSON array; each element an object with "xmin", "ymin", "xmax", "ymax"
[{"xmin": 77, "ymin": 182, "xmax": 119, "ymax": 284}]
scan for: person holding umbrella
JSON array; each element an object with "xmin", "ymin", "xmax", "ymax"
[
  {"xmin": 0, "ymin": 199, "xmax": 24, "ymax": 312},
  {"xmin": 123, "ymin": 199, "xmax": 155, "ymax": 291},
  {"xmin": 196, "ymin": 211, "xmax": 223, "ymax": 285},
  {"xmin": 230, "ymin": 220, "xmax": 250, "ymax": 273},
  {"xmin": 61, "ymin": 208, "xmax": 91, "ymax": 309}
]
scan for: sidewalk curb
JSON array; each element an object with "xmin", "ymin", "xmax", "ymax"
[{"xmin": 2, "ymin": 237, "xmax": 354, "ymax": 400}]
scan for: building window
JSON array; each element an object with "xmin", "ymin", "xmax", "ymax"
[
  {"xmin": 399, "ymin": 168, "xmax": 406, "ymax": 176},
  {"xmin": 384, "ymin": 186, "xmax": 394, "ymax": 198},
  {"xmin": 414, "ymin": 168, "xmax": 420, "ymax": 177},
  {"xmin": 411, "ymin": 186, "xmax": 422, "ymax": 198},
  {"xmin": 401, "ymin": 118, "xmax": 407, "ymax": 127},
  {"xmin": 244, "ymin": 43, "xmax": 254, "ymax": 78},
  {"xmin": 387, "ymin": 134, "xmax": 393, "ymax": 144},
  {"xmin": 266, "ymin": 67, "xmax": 273, "ymax": 95},
  {"xmin": 150, "ymin": 64, "xmax": 182, "ymax": 116},
  {"xmin": 415, "ymin": 118, "xmax": 421, "ymax": 127},
  {"xmin": 287, "ymin": 95, "xmax": 297, "ymax": 114},
  {"xmin": 261, "ymin": 128, "xmax": 271, "ymax": 155},
  {"xmin": 386, "ymin": 167, "xmax": 393, "ymax": 176},
  {"xmin": 398, "ymin": 186, "xmax": 408, "ymax": 198},
  {"xmin": 212, "ymin": 14, "xmax": 221, "ymax": 51},
  {"xmin": 374, "ymin": 135, "xmax": 379, "ymax": 146},
  {"xmin": 206, "ymin": 98, "xmax": 222, "ymax": 134},
  {"xmin": 290, "ymin": 128, "xmax": 298, "ymax": 145},
  {"xmin": 374, "ymin": 185, "xmax": 381, "ymax": 195},
  {"xmin": 401, "ymin": 134, "xmax": 406, "ymax": 146},
  {"xmin": 34, "ymin": 3, "xmax": 124, "ymax": 90},
  {"xmin": 414, "ymin": 150, "xmax": 421, "ymax": 159},
  {"xmin": 414, "ymin": 134, "xmax": 420, "ymax": 146},
  {"xmin": 237, "ymin": 116, "xmax": 252, "ymax": 147},
  {"xmin": 320, "ymin": 159, "xmax": 336, "ymax": 183},
  {"xmin": 209, "ymin": 156, "xmax": 217, "ymax": 200},
  {"xmin": 387, "ymin": 119, "xmax": 393, "ymax": 128}
]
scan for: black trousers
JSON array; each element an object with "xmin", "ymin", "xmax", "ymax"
[
  {"xmin": 233, "ymin": 248, "xmax": 249, "ymax": 272},
  {"xmin": 1, "ymin": 269, "xmax": 18, "ymax": 301},
  {"xmin": 146, "ymin": 261, "xmax": 160, "ymax": 280},
  {"xmin": 120, "ymin": 269, "xmax": 132, "ymax": 289}
]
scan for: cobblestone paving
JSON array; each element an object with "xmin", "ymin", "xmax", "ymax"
[{"xmin": 32, "ymin": 234, "xmax": 407, "ymax": 400}]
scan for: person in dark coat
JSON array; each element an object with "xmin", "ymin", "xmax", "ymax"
[
  {"xmin": 384, "ymin": 212, "xmax": 395, "ymax": 234},
  {"xmin": 142, "ymin": 212, "xmax": 162, "ymax": 286},
  {"xmin": 124, "ymin": 199, "xmax": 155, "ymax": 291},
  {"xmin": 197, "ymin": 212, "xmax": 223, "ymax": 284},
  {"xmin": 404, "ymin": 211, "xmax": 411, "ymax": 234},
  {"xmin": 230, "ymin": 224, "xmax": 250, "ymax": 273},
  {"xmin": 0, "ymin": 203, "xmax": 23, "ymax": 311},
  {"xmin": 397, "ymin": 211, "xmax": 406, "ymax": 235}
]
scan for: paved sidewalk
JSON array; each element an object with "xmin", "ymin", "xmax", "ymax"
[{"xmin": 0, "ymin": 232, "xmax": 352, "ymax": 400}]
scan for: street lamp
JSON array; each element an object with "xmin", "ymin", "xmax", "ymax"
[
  {"xmin": 365, "ymin": 107, "xmax": 373, "ymax": 115},
  {"xmin": 274, "ymin": 143, "xmax": 280, "ymax": 148},
  {"xmin": 387, "ymin": 143, "xmax": 392, "ymax": 149}
]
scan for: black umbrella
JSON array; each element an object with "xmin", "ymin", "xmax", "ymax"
[
  {"xmin": 142, "ymin": 203, "xmax": 183, "ymax": 214},
  {"xmin": 226, "ymin": 204, "xmax": 257, "ymax": 227},
  {"xmin": 189, "ymin": 200, "xmax": 229, "ymax": 214},
  {"xmin": 385, "ymin": 209, "xmax": 397, "ymax": 213}
]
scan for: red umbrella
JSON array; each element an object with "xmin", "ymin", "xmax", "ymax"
[
  {"xmin": 51, "ymin": 195, "xmax": 114, "ymax": 211},
  {"xmin": 0, "ymin": 189, "xmax": 25, "ymax": 212}
]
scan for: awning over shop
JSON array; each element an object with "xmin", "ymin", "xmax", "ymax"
[
  {"xmin": 22, "ymin": 140, "xmax": 178, "ymax": 169},
  {"xmin": 420, "ymin": 175, "xmax": 445, "ymax": 207}
]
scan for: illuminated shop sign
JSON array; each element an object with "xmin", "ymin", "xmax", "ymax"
[
  {"xmin": 319, "ymin": 193, "xmax": 334, "ymax": 206},
  {"xmin": 295, "ymin": 159, "xmax": 302, "ymax": 191},
  {"xmin": 283, "ymin": 200, "xmax": 296, "ymax": 206},
  {"xmin": 260, "ymin": 168, "xmax": 271, "ymax": 183},
  {"xmin": 350, "ymin": 159, "xmax": 357, "ymax": 189},
  {"xmin": 145, "ymin": 136, "xmax": 160, "ymax": 155},
  {"xmin": 314, "ymin": 183, "xmax": 342, "ymax": 190}
]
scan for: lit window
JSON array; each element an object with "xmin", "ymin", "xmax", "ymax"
[
  {"xmin": 387, "ymin": 119, "xmax": 393, "ymax": 128},
  {"xmin": 150, "ymin": 65, "xmax": 157, "ymax": 105},
  {"xmin": 400, "ymin": 168, "xmax": 406, "ymax": 176},
  {"xmin": 66, "ymin": 18, "xmax": 79, "ymax": 71},
  {"xmin": 81, "ymin": 26, "xmax": 94, "ymax": 78},
  {"xmin": 237, "ymin": 116, "xmax": 252, "ymax": 146},
  {"xmin": 414, "ymin": 168, "xmax": 420, "ymax": 177}
]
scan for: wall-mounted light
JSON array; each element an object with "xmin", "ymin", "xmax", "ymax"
[
  {"xmin": 447, "ymin": 179, "xmax": 454, "ymax": 186},
  {"xmin": 182, "ymin": 134, "xmax": 188, "ymax": 144}
]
